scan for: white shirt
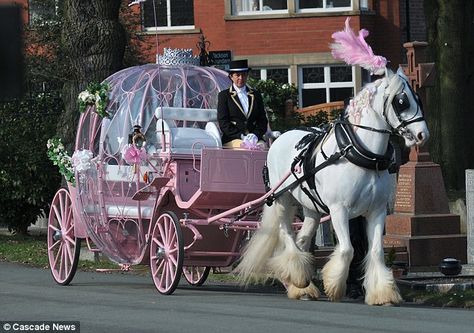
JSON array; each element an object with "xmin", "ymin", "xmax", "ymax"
[{"xmin": 234, "ymin": 84, "xmax": 249, "ymax": 116}]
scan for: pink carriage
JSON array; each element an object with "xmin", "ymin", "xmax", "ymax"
[{"xmin": 47, "ymin": 63, "xmax": 291, "ymax": 294}]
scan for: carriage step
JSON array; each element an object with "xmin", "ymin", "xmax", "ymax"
[{"xmin": 132, "ymin": 176, "xmax": 170, "ymax": 201}]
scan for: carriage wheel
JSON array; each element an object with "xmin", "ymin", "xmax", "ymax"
[
  {"xmin": 149, "ymin": 211, "xmax": 184, "ymax": 295},
  {"xmin": 47, "ymin": 188, "xmax": 81, "ymax": 285},
  {"xmin": 183, "ymin": 266, "xmax": 211, "ymax": 286}
]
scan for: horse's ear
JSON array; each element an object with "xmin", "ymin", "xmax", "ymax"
[
  {"xmin": 385, "ymin": 68, "xmax": 395, "ymax": 78},
  {"xmin": 396, "ymin": 67, "xmax": 408, "ymax": 80}
]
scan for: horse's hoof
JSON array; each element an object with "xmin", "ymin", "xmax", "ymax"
[
  {"xmin": 299, "ymin": 294, "xmax": 316, "ymax": 301},
  {"xmin": 375, "ymin": 302, "xmax": 398, "ymax": 307}
]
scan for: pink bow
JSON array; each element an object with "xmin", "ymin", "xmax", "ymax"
[{"xmin": 122, "ymin": 145, "xmax": 147, "ymax": 164}]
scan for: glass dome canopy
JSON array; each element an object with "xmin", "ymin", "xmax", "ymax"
[
  {"xmin": 74, "ymin": 63, "xmax": 231, "ymax": 264},
  {"xmin": 76, "ymin": 63, "xmax": 230, "ymax": 156}
]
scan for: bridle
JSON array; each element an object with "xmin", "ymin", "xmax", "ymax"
[
  {"xmin": 382, "ymin": 75, "xmax": 425, "ymax": 138},
  {"xmin": 340, "ymin": 75, "xmax": 425, "ymax": 139}
]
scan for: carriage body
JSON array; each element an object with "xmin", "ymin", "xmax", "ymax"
[{"xmin": 47, "ymin": 63, "xmax": 271, "ymax": 292}]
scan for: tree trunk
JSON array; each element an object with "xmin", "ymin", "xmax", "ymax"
[
  {"xmin": 58, "ymin": 0, "xmax": 125, "ymax": 150},
  {"xmin": 424, "ymin": 0, "xmax": 474, "ymax": 190}
]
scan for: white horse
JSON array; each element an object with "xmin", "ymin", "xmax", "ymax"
[{"xmin": 235, "ymin": 19, "xmax": 430, "ymax": 305}]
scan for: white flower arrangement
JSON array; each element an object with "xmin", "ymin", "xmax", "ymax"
[
  {"xmin": 78, "ymin": 81, "xmax": 111, "ymax": 117},
  {"xmin": 47, "ymin": 137, "xmax": 75, "ymax": 186},
  {"xmin": 71, "ymin": 149, "xmax": 94, "ymax": 173}
]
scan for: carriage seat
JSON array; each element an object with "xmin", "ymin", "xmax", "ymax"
[{"xmin": 155, "ymin": 107, "xmax": 222, "ymax": 155}]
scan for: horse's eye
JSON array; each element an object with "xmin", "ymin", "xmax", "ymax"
[{"xmin": 392, "ymin": 92, "xmax": 410, "ymax": 114}]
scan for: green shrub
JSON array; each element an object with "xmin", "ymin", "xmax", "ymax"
[
  {"xmin": 248, "ymin": 78, "xmax": 345, "ymax": 132},
  {"xmin": 0, "ymin": 94, "xmax": 63, "ymax": 233}
]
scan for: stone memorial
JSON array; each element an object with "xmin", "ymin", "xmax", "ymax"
[
  {"xmin": 465, "ymin": 170, "xmax": 474, "ymax": 265},
  {"xmin": 384, "ymin": 42, "xmax": 466, "ymax": 268}
]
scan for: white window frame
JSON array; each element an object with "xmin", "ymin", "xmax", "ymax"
[
  {"xmin": 298, "ymin": 65, "xmax": 355, "ymax": 107},
  {"xmin": 231, "ymin": 0, "xmax": 289, "ymax": 16},
  {"xmin": 296, "ymin": 0, "xmax": 353, "ymax": 13},
  {"xmin": 143, "ymin": 0, "xmax": 195, "ymax": 32},
  {"xmin": 253, "ymin": 67, "xmax": 291, "ymax": 84}
]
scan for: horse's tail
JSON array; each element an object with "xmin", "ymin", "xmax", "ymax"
[{"xmin": 234, "ymin": 202, "xmax": 282, "ymax": 286}]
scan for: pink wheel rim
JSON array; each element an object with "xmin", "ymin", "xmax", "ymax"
[
  {"xmin": 183, "ymin": 266, "xmax": 210, "ymax": 286},
  {"xmin": 150, "ymin": 212, "xmax": 183, "ymax": 294},
  {"xmin": 47, "ymin": 189, "xmax": 80, "ymax": 285}
]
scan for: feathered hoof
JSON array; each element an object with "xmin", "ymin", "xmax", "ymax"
[
  {"xmin": 323, "ymin": 279, "xmax": 346, "ymax": 302},
  {"xmin": 365, "ymin": 284, "xmax": 402, "ymax": 306},
  {"xmin": 268, "ymin": 251, "xmax": 314, "ymax": 290},
  {"xmin": 287, "ymin": 282, "xmax": 320, "ymax": 301}
]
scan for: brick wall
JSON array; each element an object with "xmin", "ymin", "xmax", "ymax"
[{"xmin": 137, "ymin": 0, "xmax": 406, "ymax": 69}]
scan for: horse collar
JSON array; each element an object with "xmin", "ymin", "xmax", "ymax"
[{"xmin": 334, "ymin": 121, "xmax": 394, "ymax": 171}]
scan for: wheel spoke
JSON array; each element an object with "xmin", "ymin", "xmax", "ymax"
[
  {"xmin": 65, "ymin": 207, "xmax": 73, "ymax": 230},
  {"xmin": 58, "ymin": 193, "xmax": 65, "ymax": 224},
  {"xmin": 162, "ymin": 217, "xmax": 169, "ymax": 242},
  {"xmin": 166, "ymin": 261, "xmax": 173, "ymax": 288},
  {"xmin": 169, "ymin": 230, "xmax": 177, "ymax": 248},
  {"xmin": 52, "ymin": 242, "xmax": 61, "ymax": 270},
  {"xmin": 48, "ymin": 239, "xmax": 61, "ymax": 252},
  {"xmin": 62, "ymin": 244, "xmax": 70, "ymax": 279},
  {"xmin": 158, "ymin": 223, "xmax": 165, "ymax": 244},
  {"xmin": 153, "ymin": 259, "xmax": 165, "ymax": 278},
  {"xmin": 48, "ymin": 224, "xmax": 59, "ymax": 233},
  {"xmin": 169, "ymin": 252, "xmax": 178, "ymax": 266},
  {"xmin": 65, "ymin": 240, "xmax": 74, "ymax": 265},
  {"xmin": 52, "ymin": 205, "xmax": 62, "ymax": 228},
  {"xmin": 58, "ymin": 243, "xmax": 64, "ymax": 280},
  {"xmin": 152, "ymin": 236, "xmax": 164, "ymax": 249},
  {"xmin": 159, "ymin": 262, "xmax": 167, "ymax": 288}
]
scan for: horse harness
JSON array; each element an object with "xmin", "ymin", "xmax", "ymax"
[
  {"xmin": 265, "ymin": 119, "xmax": 395, "ymax": 214},
  {"xmin": 264, "ymin": 75, "xmax": 425, "ymax": 214}
]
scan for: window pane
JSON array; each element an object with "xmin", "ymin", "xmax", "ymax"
[
  {"xmin": 143, "ymin": 0, "xmax": 167, "ymax": 27},
  {"xmin": 332, "ymin": 0, "xmax": 351, "ymax": 8},
  {"xmin": 330, "ymin": 87, "xmax": 353, "ymax": 102},
  {"xmin": 266, "ymin": 68, "xmax": 289, "ymax": 84},
  {"xmin": 232, "ymin": 0, "xmax": 257, "ymax": 12},
  {"xmin": 249, "ymin": 69, "xmax": 261, "ymax": 80},
  {"xmin": 302, "ymin": 88, "xmax": 326, "ymax": 107},
  {"xmin": 299, "ymin": 0, "xmax": 323, "ymax": 9},
  {"xmin": 263, "ymin": 0, "xmax": 287, "ymax": 10},
  {"xmin": 171, "ymin": 0, "xmax": 194, "ymax": 26},
  {"xmin": 232, "ymin": 0, "xmax": 286, "ymax": 14},
  {"xmin": 330, "ymin": 66, "xmax": 352, "ymax": 82},
  {"xmin": 302, "ymin": 67, "xmax": 324, "ymax": 83}
]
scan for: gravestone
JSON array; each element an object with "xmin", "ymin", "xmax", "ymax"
[
  {"xmin": 384, "ymin": 42, "xmax": 467, "ymax": 268},
  {"xmin": 465, "ymin": 170, "xmax": 474, "ymax": 265}
]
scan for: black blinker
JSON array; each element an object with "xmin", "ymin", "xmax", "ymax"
[{"xmin": 392, "ymin": 92, "xmax": 410, "ymax": 114}]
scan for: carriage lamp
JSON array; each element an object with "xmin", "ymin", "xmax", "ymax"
[{"xmin": 129, "ymin": 125, "xmax": 146, "ymax": 149}]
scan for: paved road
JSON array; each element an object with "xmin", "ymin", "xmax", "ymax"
[{"xmin": 0, "ymin": 262, "xmax": 472, "ymax": 333}]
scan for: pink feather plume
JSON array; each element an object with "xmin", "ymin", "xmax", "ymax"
[{"xmin": 330, "ymin": 18, "xmax": 387, "ymax": 75}]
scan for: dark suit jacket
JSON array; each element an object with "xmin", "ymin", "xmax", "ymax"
[{"xmin": 217, "ymin": 85, "xmax": 268, "ymax": 144}]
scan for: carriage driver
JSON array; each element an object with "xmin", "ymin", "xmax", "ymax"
[{"xmin": 217, "ymin": 59, "xmax": 268, "ymax": 149}]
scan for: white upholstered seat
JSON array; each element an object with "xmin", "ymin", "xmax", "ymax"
[{"xmin": 155, "ymin": 107, "xmax": 222, "ymax": 154}]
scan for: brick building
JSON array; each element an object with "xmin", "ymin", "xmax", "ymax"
[{"xmin": 4, "ymin": 0, "xmax": 427, "ymax": 108}]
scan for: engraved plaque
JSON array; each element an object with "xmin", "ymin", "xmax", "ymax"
[{"xmin": 394, "ymin": 173, "xmax": 413, "ymax": 212}]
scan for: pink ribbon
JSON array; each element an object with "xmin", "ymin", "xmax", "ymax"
[{"xmin": 122, "ymin": 145, "xmax": 147, "ymax": 164}]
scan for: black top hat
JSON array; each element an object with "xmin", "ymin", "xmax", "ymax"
[{"xmin": 227, "ymin": 59, "xmax": 251, "ymax": 72}]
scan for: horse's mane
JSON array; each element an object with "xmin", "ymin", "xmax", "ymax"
[{"xmin": 344, "ymin": 72, "xmax": 403, "ymax": 120}]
